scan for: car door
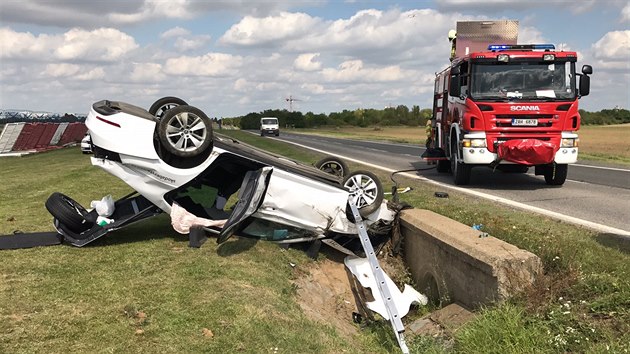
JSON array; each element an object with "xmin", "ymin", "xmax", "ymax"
[{"xmin": 217, "ymin": 167, "xmax": 272, "ymax": 244}]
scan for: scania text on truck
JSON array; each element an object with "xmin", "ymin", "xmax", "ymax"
[{"xmin": 425, "ymin": 21, "xmax": 591, "ymax": 186}]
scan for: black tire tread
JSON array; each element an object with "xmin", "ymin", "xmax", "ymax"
[
  {"xmin": 315, "ymin": 156, "xmax": 349, "ymax": 178},
  {"xmin": 45, "ymin": 192, "xmax": 93, "ymax": 233}
]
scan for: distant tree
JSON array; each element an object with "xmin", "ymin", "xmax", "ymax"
[{"xmin": 229, "ymin": 106, "xmax": 629, "ymax": 129}]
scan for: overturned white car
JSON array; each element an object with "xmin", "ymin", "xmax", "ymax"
[{"xmin": 45, "ymin": 98, "xmax": 394, "ymax": 250}]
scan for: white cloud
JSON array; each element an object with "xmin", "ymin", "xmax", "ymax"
[
  {"xmin": 0, "ymin": 27, "xmax": 54, "ymax": 59},
  {"xmin": 321, "ymin": 60, "xmax": 406, "ymax": 83},
  {"xmin": 220, "ymin": 12, "xmax": 321, "ymax": 46},
  {"xmin": 131, "ymin": 63, "xmax": 165, "ymax": 82},
  {"xmin": 234, "ymin": 78, "xmax": 249, "ymax": 91},
  {"xmin": 55, "ymin": 28, "xmax": 138, "ymax": 61},
  {"xmin": 0, "ymin": 4, "xmax": 626, "ymax": 115},
  {"xmin": 435, "ymin": 0, "xmax": 596, "ymax": 14},
  {"xmin": 0, "ymin": 27, "xmax": 137, "ymax": 61},
  {"xmin": 174, "ymin": 36, "xmax": 212, "ymax": 52},
  {"xmin": 75, "ymin": 67, "xmax": 105, "ymax": 80},
  {"xmin": 301, "ymin": 83, "xmax": 326, "ymax": 94},
  {"xmin": 0, "ymin": 0, "xmax": 300, "ymax": 28},
  {"xmin": 517, "ymin": 26, "xmax": 547, "ymax": 45},
  {"xmin": 43, "ymin": 63, "xmax": 81, "ymax": 77},
  {"xmin": 109, "ymin": 0, "xmax": 193, "ymax": 24},
  {"xmin": 164, "ymin": 53, "xmax": 243, "ymax": 76},
  {"xmin": 161, "ymin": 26, "xmax": 191, "ymax": 39},
  {"xmin": 294, "ymin": 53, "xmax": 322, "ymax": 71},
  {"xmin": 622, "ymin": 4, "xmax": 630, "ymax": 22},
  {"xmin": 591, "ymin": 31, "xmax": 630, "ymax": 70}
]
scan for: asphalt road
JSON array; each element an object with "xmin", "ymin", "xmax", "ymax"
[{"xmin": 268, "ymin": 131, "xmax": 630, "ymax": 235}]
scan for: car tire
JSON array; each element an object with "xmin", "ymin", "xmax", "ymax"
[
  {"xmin": 544, "ymin": 163, "xmax": 567, "ymax": 185},
  {"xmin": 45, "ymin": 192, "xmax": 95, "ymax": 234},
  {"xmin": 315, "ymin": 156, "xmax": 349, "ymax": 178},
  {"xmin": 149, "ymin": 96, "xmax": 188, "ymax": 120},
  {"xmin": 157, "ymin": 105, "xmax": 213, "ymax": 158},
  {"xmin": 343, "ymin": 170, "xmax": 384, "ymax": 218}
]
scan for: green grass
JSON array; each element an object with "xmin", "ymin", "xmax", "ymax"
[{"xmin": 2, "ymin": 136, "xmax": 629, "ymax": 353}]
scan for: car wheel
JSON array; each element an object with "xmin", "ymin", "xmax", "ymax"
[
  {"xmin": 343, "ymin": 170, "xmax": 384, "ymax": 218},
  {"xmin": 158, "ymin": 105, "xmax": 213, "ymax": 158},
  {"xmin": 315, "ymin": 156, "xmax": 349, "ymax": 178},
  {"xmin": 149, "ymin": 96, "xmax": 188, "ymax": 120},
  {"xmin": 45, "ymin": 192, "xmax": 95, "ymax": 233},
  {"xmin": 544, "ymin": 163, "xmax": 567, "ymax": 185}
]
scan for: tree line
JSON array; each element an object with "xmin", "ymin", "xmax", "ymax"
[{"xmin": 223, "ymin": 106, "xmax": 629, "ymax": 129}]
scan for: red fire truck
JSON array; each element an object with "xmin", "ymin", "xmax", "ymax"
[{"xmin": 426, "ymin": 21, "xmax": 592, "ymax": 185}]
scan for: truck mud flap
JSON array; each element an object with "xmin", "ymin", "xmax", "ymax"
[{"xmin": 55, "ymin": 192, "xmax": 163, "ymax": 247}]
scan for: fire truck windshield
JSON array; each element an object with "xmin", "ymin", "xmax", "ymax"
[{"xmin": 470, "ymin": 60, "xmax": 576, "ymax": 101}]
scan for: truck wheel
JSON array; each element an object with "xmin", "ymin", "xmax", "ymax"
[
  {"xmin": 158, "ymin": 105, "xmax": 213, "ymax": 158},
  {"xmin": 149, "ymin": 96, "xmax": 188, "ymax": 120},
  {"xmin": 343, "ymin": 170, "xmax": 384, "ymax": 218},
  {"xmin": 450, "ymin": 140, "xmax": 471, "ymax": 185},
  {"xmin": 315, "ymin": 156, "xmax": 349, "ymax": 178},
  {"xmin": 45, "ymin": 193, "xmax": 95, "ymax": 234},
  {"xmin": 436, "ymin": 159, "xmax": 451, "ymax": 173},
  {"xmin": 544, "ymin": 163, "xmax": 568, "ymax": 185}
]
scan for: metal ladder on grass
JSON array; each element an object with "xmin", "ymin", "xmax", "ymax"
[{"xmin": 347, "ymin": 198, "xmax": 409, "ymax": 354}]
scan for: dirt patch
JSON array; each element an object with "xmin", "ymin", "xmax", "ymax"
[
  {"xmin": 293, "ymin": 245, "xmax": 412, "ymax": 341},
  {"xmin": 294, "ymin": 256, "xmax": 359, "ymax": 339}
]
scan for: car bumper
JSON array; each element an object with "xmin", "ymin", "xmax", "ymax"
[{"xmin": 463, "ymin": 147, "xmax": 578, "ymax": 165}]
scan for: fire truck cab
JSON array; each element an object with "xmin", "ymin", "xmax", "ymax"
[{"xmin": 427, "ymin": 21, "xmax": 592, "ymax": 186}]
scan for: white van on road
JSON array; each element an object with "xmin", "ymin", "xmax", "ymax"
[{"xmin": 260, "ymin": 117, "xmax": 279, "ymax": 136}]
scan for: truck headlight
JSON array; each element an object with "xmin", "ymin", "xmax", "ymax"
[
  {"xmin": 462, "ymin": 138, "xmax": 486, "ymax": 148},
  {"xmin": 561, "ymin": 138, "xmax": 578, "ymax": 148}
]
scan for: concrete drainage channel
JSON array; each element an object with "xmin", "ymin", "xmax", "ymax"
[{"xmin": 399, "ymin": 208, "xmax": 542, "ymax": 335}]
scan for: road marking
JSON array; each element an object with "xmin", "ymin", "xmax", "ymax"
[
  {"xmin": 279, "ymin": 137, "xmax": 630, "ymax": 237},
  {"xmin": 573, "ymin": 164, "xmax": 630, "ymax": 172}
]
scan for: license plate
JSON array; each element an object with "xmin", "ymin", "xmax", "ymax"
[{"xmin": 512, "ymin": 118, "xmax": 538, "ymax": 126}]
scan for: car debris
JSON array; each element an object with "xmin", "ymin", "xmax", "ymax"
[{"xmin": 344, "ymin": 200, "xmax": 427, "ymax": 354}]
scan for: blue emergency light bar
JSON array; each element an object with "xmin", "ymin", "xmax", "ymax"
[{"xmin": 488, "ymin": 44, "xmax": 556, "ymax": 51}]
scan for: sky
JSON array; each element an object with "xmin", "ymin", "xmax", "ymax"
[{"xmin": 0, "ymin": 0, "xmax": 628, "ymax": 117}]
